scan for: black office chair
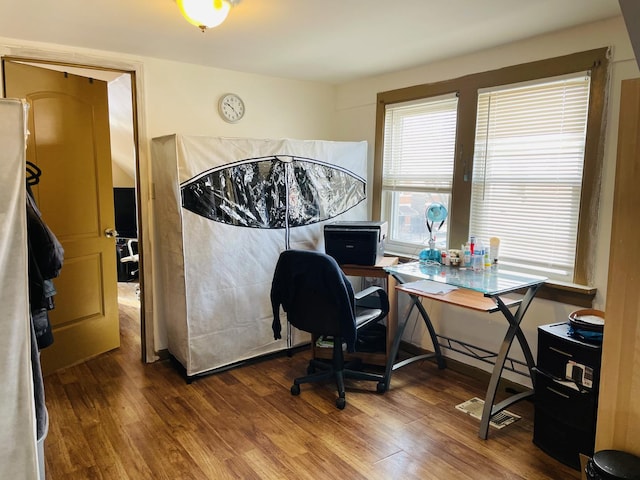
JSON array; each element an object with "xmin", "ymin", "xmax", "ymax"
[{"xmin": 271, "ymin": 249, "xmax": 389, "ymax": 409}]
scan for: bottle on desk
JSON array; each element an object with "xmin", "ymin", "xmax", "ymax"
[
  {"xmin": 489, "ymin": 237, "xmax": 500, "ymax": 271},
  {"xmin": 463, "ymin": 243, "xmax": 471, "ymax": 268},
  {"xmin": 473, "ymin": 238, "xmax": 485, "ymax": 272}
]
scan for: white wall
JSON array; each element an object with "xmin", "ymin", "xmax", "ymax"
[
  {"xmin": 333, "ymin": 16, "xmax": 640, "ymax": 384},
  {"xmin": 142, "ymin": 58, "xmax": 336, "ymax": 141},
  {"xmin": 108, "ymin": 74, "xmax": 136, "ymax": 188}
]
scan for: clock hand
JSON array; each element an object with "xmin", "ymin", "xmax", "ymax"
[{"xmin": 225, "ymin": 101, "xmax": 239, "ymax": 115}]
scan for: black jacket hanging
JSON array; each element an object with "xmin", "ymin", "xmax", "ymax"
[
  {"xmin": 26, "ymin": 186, "xmax": 64, "ymax": 281},
  {"xmin": 26, "ymin": 182, "xmax": 64, "ymax": 349}
]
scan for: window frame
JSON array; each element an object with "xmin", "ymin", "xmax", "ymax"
[{"xmin": 373, "ymin": 48, "xmax": 609, "ymax": 287}]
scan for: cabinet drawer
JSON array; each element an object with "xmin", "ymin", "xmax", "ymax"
[
  {"xmin": 537, "ymin": 322, "xmax": 601, "ymax": 387},
  {"xmin": 533, "ymin": 406, "xmax": 595, "ymax": 470},
  {"xmin": 534, "ymin": 370, "xmax": 598, "ymax": 428}
]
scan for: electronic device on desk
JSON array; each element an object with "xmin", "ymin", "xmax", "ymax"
[{"xmin": 324, "ymin": 221, "xmax": 387, "ymax": 266}]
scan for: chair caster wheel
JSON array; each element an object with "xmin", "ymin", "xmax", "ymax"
[
  {"xmin": 291, "ymin": 384, "xmax": 300, "ymax": 396},
  {"xmin": 336, "ymin": 397, "xmax": 346, "ymax": 409},
  {"xmin": 376, "ymin": 382, "xmax": 386, "ymax": 393}
]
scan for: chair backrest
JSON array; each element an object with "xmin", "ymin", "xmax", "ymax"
[
  {"xmin": 271, "ymin": 249, "xmax": 357, "ymax": 349},
  {"xmin": 127, "ymin": 239, "xmax": 138, "ymax": 256}
]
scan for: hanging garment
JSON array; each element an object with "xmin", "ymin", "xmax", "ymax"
[
  {"xmin": 26, "ymin": 187, "xmax": 64, "ymax": 281},
  {"xmin": 25, "ymin": 184, "xmax": 63, "ymax": 349}
]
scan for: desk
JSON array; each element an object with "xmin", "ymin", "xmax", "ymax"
[
  {"xmin": 384, "ymin": 262, "xmax": 546, "ymax": 439},
  {"xmin": 312, "ymin": 256, "xmax": 398, "ymax": 368}
]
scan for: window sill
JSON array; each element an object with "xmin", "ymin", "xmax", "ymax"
[
  {"xmin": 385, "ymin": 254, "xmax": 596, "ymax": 308},
  {"xmin": 535, "ymin": 281, "xmax": 596, "ymax": 308}
]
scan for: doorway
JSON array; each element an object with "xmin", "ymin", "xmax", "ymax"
[{"xmin": 3, "ymin": 58, "xmax": 144, "ymax": 369}]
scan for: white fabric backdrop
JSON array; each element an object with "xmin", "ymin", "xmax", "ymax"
[
  {"xmin": 151, "ymin": 135, "xmax": 367, "ymax": 376},
  {"xmin": 0, "ymin": 99, "xmax": 38, "ymax": 479}
]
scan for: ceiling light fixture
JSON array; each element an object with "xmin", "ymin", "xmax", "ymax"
[{"xmin": 176, "ymin": 0, "xmax": 240, "ymax": 32}]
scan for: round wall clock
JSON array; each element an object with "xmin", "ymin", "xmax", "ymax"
[{"xmin": 218, "ymin": 93, "xmax": 245, "ymax": 123}]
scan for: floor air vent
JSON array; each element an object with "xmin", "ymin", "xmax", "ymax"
[{"xmin": 455, "ymin": 397, "xmax": 521, "ymax": 429}]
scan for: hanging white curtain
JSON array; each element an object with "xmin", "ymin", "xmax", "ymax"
[{"xmin": 0, "ymin": 99, "xmax": 38, "ymax": 479}]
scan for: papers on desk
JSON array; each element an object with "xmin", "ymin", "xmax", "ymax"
[{"xmin": 401, "ymin": 279, "xmax": 459, "ymax": 295}]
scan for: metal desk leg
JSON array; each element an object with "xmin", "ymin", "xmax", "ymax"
[
  {"xmin": 478, "ymin": 284, "xmax": 541, "ymax": 439},
  {"xmin": 413, "ymin": 297, "xmax": 446, "ymax": 369},
  {"xmin": 381, "ymin": 293, "xmax": 445, "ymax": 391},
  {"xmin": 381, "ymin": 299, "xmax": 415, "ymax": 391}
]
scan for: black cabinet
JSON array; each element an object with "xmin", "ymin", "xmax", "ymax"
[{"xmin": 533, "ymin": 322, "xmax": 602, "ymax": 470}]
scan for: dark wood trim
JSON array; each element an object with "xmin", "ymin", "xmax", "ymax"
[
  {"xmin": 537, "ymin": 282, "xmax": 596, "ymax": 308},
  {"xmin": 574, "ymin": 52, "xmax": 610, "ymax": 285},
  {"xmin": 372, "ymin": 97, "xmax": 386, "ymax": 220},
  {"xmin": 450, "ymin": 85, "xmax": 477, "ymax": 250}
]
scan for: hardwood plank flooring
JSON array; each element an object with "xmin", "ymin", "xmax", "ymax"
[{"xmin": 42, "ymin": 283, "xmax": 580, "ymax": 479}]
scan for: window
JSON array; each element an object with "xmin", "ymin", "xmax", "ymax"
[
  {"xmin": 374, "ymin": 48, "xmax": 609, "ymax": 285},
  {"xmin": 470, "ymin": 74, "xmax": 591, "ymax": 281},
  {"xmin": 381, "ymin": 95, "xmax": 458, "ymax": 254}
]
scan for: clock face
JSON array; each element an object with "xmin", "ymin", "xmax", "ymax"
[{"xmin": 218, "ymin": 93, "xmax": 245, "ymax": 123}]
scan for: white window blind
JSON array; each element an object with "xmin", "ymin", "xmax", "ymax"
[
  {"xmin": 470, "ymin": 73, "xmax": 591, "ymax": 281},
  {"xmin": 383, "ymin": 95, "xmax": 458, "ymax": 192},
  {"xmin": 381, "ymin": 95, "xmax": 458, "ymax": 254}
]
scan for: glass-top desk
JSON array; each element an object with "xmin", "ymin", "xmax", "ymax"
[{"xmin": 383, "ymin": 261, "xmax": 547, "ymax": 439}]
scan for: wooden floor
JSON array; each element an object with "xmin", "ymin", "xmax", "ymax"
[{"xmin": 42, "ymin": 283, "xmax": 580, "ymax": 479}]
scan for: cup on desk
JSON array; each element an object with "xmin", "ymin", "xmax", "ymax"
[{"xmin": 448, "ymin": 249, "xmax": 461, "ymax": 267}]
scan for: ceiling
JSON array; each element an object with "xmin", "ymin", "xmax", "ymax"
[{"xmin": 1, "ymin": 0, "xmax": 623, "ymax": 84}]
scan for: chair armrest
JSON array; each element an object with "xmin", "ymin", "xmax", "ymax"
[
  {"xmin": 355, "ymin": 286, "xmax": 389, "ymax": 317},
  {"xmin": 120, "ymin": 238, "xmax": 139, "ymax": 264},
  {"xmin": 354, "ymin": 286, "xmax": 384, "ymax": 301},
  {"xmin": 120, "ymin": 254, "xmax": 139, "ymax": 263}
]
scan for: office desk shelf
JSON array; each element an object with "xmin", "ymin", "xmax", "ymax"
[{"xmin": 436, "ymin": 334, "xmax": 530, "ymax": 377}]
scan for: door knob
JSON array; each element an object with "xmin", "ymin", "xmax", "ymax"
[{"xmin": 104, "ymin": 228, "xmax": 118, "ymax": 238}]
